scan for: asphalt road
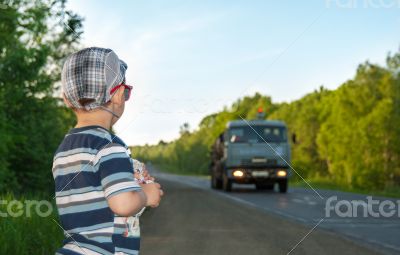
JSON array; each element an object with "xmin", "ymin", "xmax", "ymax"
[{"xmin": 138, "ymin": 171, "xmax": 396, "ymax": 255}]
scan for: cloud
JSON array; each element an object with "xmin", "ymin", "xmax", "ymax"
[{"xmin": 128, "ymin": 12, "xmax": 226, "ymax": 54}]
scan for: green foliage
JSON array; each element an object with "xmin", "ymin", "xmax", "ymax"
[
  {"xmin": 317, "ymin": 58, "xmax": 400, "ymax": 190},
  {"xmin": 269, "ymin": 87, "xmax": 331, "ymax": 178},
  {"xmin": 0, "ymin": 0, "xmax": 82, "ymax": 194},
  {"xmin": 133, "ymin": 51, "xmax": 400, "ymax": 192}
]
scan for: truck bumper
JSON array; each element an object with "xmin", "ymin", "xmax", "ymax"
[{"xmin": 227, "ymin": 168, "xmax": 288, "ymax": 184}]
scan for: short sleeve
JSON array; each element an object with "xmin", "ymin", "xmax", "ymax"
[{"xmin": 95, "ymin": 143, "xmax": 142, "ymax": 198}]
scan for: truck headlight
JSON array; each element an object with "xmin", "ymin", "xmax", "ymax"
[
  {"xmin": 277, "ymin": 170, "xmax": 287, "ymax": 177},
  {"xmin": 233, "ymin": 170, "xmax": 244, "ymax": 177}
]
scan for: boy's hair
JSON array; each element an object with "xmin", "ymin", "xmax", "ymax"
[{"xmin": 62, "ymin": 47, "xmax": 127, "ymax": 110}]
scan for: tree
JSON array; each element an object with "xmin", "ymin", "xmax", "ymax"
[
  {"xmin": 0, "ymin": 0, "xmax": 83, "ymax": 194},
  {"xmin": 269, "ymin": 87, "xmax": 331, "ymax": 178},
  {"xmin": 317, "ymin": 58, "xmax": 400, "ymax": 189}
]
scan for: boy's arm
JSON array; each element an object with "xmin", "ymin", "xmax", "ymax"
[
  {"xmin": 107, "ymin": 189, "xmax": 146, "ymax": 216},
  {"xmin": 107, "ymin": 182, "xmax": 162, "ymax": 216}
]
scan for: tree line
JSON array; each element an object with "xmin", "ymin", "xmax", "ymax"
[{"xmin": 132, "ymin": 50, "xmax": 400, "ymax": 191}]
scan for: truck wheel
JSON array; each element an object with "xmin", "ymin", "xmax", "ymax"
[
  {"xmin": 216, "ymin": 177, "xmax": 222, "ymax": 189},
  {"xmin": 256, "ymin": 184, "xmax": 274, "ymax": 190},
  {"xmin": 211, "ymin": 174, "xmax": 223, "ymax": 189},
  {"xmin": 222, "ymin": 173, "xmax": 232, "ymax": 192},
  {"xmin": 278, "ymin": 180, "xmax": 288, "ymax": 193}
]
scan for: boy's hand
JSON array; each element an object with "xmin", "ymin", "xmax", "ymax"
[
  {"xmin": 134, "ymin": 164, "xmax": 155, "ymax": 182},
  {"xmin": 142, "ymin": 167, "xmax": 155, "ymax": 182},
  {"xmin": 140, "ymin": 182, "xmax": 163, "ymax": 208}
]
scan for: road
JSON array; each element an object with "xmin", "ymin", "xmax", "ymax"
[{"xmin": 139, "ymin": 170, "xmax": 400, "ymax": 255}]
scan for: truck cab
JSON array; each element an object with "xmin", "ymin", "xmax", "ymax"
[{"xmin": 210, "ymin": 119, "xmax": 291, "ymax": 193}]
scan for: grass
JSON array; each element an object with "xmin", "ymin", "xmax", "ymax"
[
  {"xmin": 0, "ymin": 193, "xmax": 64, "ymax": 254},
  {"xmin": 290, "ymin": 177, "xmax": 400, "ymax": 198}
]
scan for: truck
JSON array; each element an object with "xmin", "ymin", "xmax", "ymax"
[{"xmin": 209, "ymin": 117, "xmax": 291, "ymax": 193}]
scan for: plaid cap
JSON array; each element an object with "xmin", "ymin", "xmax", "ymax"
[{"xmin": 61, "ymin": 47, "xmax": 128, "ymax": 110}]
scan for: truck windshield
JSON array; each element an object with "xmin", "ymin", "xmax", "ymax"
[{"xmin": 229, "ymin": 126, "xmax": 287, "ymax": 143}]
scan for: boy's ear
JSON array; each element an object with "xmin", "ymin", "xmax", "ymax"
[{"xmin": 111, "ymin": 86, "xmax": 125, "ymax": 104}]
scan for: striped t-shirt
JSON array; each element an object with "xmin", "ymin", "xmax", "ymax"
[{"xmin": 52, "ymin": 125, "xmax": 142, "ymax": 255}]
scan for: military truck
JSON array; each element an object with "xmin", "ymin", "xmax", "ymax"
[{"xmin": 210, "ymin": 117, "xmax": 291, "ymax": 193}]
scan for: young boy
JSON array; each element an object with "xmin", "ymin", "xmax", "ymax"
[{"xmin": 52, "ymin": 47, "xmax": 163, "ymax": 255}]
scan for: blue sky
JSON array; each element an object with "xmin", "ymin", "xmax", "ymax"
[{"xmin": 67, "ymin": 0, "xmax": 400, "ymax": 146}]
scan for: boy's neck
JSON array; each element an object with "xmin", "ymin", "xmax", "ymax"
[
  {"xmin": 75, "ymin": 110, "xmax": 113, "ymax": 131},
  {"xmin": 75, "ymin": 120, "xmax": 111, "ymax": 130}
]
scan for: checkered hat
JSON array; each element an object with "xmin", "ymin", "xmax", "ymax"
[{"xmin": 61, "ymin": 47, "xmax": 128, "ymax": 110}]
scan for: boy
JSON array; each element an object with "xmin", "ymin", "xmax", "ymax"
[{"xmin": 52, "ymin": 47, "xmax": 163, "ymax": 255}]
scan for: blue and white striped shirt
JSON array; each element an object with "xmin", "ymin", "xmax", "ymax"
[{"xmin": 52, "ymin": 125, "xmax": 142, "ymax": 255}]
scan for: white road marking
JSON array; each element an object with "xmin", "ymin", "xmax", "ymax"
[{"xmin": 291, "ymin": 197, "xmax": 317, "ymax": 206}]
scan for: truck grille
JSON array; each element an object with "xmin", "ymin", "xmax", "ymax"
[{"xmin": 241, "ymin": 158, "xmax": 277, "ymax": 166}]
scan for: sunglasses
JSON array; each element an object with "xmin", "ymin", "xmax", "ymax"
[{"xmin": 110, "ymin": 83, "xmax": 133, "ymax": 101}]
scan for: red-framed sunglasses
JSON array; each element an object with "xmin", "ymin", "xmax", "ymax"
[{"xmin": 110, "ymin": 83, "xmax": 133, "ymax": 101}]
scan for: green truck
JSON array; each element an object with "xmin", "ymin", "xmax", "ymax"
[{"xmin": 210, "ymin": 118, "xmax": 291, "ymax": 193}]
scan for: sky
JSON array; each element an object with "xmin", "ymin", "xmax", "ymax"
[{"xmin": 66, "ymin": 0, "xmax": 400, "ymax": 146}]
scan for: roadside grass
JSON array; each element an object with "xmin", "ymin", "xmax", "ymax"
[
  {"xmin": 0, "ymin": 193, "xmax": 63, "ymax": 255},
  {"xmin": 290, "ymin": 177, "xmax": 400, "ymax": 199}
]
